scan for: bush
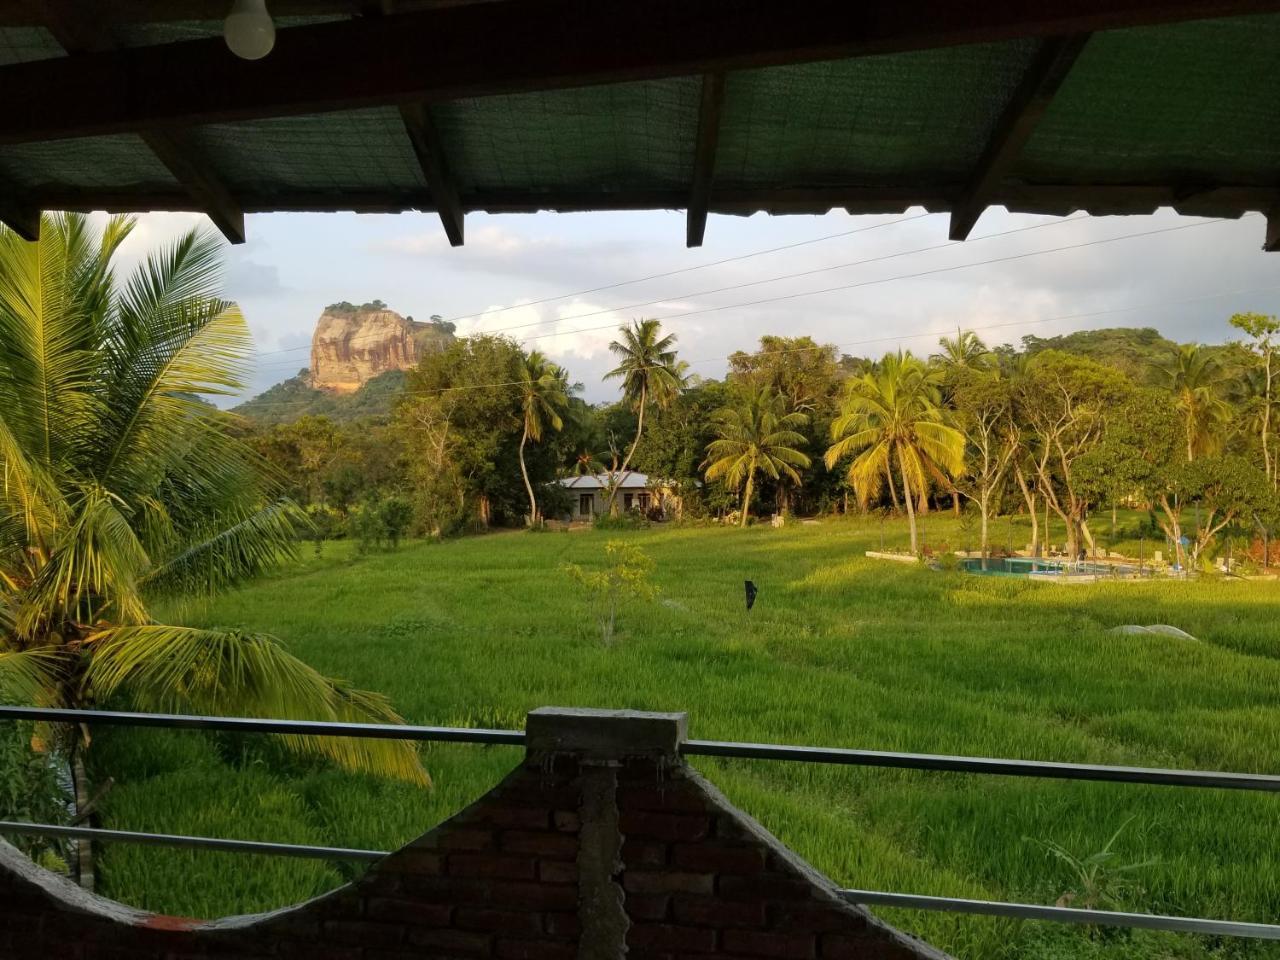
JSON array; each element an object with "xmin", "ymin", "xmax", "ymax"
[
  {"xmin": 593, "ymin": 511, "xmax": 649, "ymax": 531},
  {"xmin": 379, "ymin": 496, "xmax": 414, "ymax": 549},
  {"xmin": 0, "ymin": 719, "xmax": 70, "ymax": 871},
  {"xmin": 561, "ymin": 540, "xmax": 657, "ymax": 645}
]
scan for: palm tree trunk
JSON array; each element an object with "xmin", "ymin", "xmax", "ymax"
[
  {"xmin": 608, "ymin": 384, "xmax": 646, "ymax": 516},
  {"xmin": 518, "ymin": 426, "xmax": 537, "ymax": 527},
  {"xmin": 886, "ymin": 465, "xmax": 901, "ymax": 513},
  {"xmin": 71, "ymin": 740, "xmax": 94, "ymax": 891},
  {"xmin": 740, "ymin": 469, "xmax": 755, "ymax": 528},
  {"xmin": 898, "ymin": 448, "xmax": 919, "ymax": 555},
  {"xmin": 1265, "ymin": 349, "xmax": 1274, "ymax": 485}
]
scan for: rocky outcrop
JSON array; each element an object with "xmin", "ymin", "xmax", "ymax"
[{"xmin": 309, "ymin": 302, "xmax": 453, "ymax": 393}]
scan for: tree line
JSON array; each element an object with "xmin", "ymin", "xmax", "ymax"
[{"xmin": 242, "ymin": 311, "xmax": 1280, "ymax": 568}]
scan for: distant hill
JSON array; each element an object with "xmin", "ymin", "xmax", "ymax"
[
  {"xmin": 1019, "ymin": 327, "xmax": 1179, "ymax": 380},
  {"xmin": 233, "ymin": 369, "xmax": 409, "ymax": 425}
]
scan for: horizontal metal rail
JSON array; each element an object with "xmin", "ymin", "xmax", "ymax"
[
  {"xmin": 681, "ymin": 739, "xmax": 1280, "ymax": 792},
  {"xmin": 840, "ymin": 889, "xmax": 1280, "ymax": 940},
  {"xmin": 4, "ymin": 821, "xmax": 1277, "ymax": 941},
  {"xmin": 0, "ymin": 706, "xmax": 524, "ymax": 746},
  {"xmin": 0, "ymin": 821, "xmax": 384, "ymax": 862},
  {"xmin": 3, "ymin": 707, "xmax": 1279, "ymax": 941}
]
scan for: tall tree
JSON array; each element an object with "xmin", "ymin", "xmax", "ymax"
[
  {"xmin": 516, "ymin": 351, "xmax": 569, "ymax": 526},
  {"xmin": 932, "ymin": 328, "xmax": 996, "ymax": 372},
  {"xmin": 1229, "ymin": 312, "xmax": 1280, "ymax": 485},
  {"xmin": 0, "ymin": 215, "xmax": 425, "ymax": 887},
  {"xmin": 703, "ymin": 387, "xmax": 811, "ymax": 527},
  {"xmin": 1014, "ymin": 352, "xmax": 1128, "ymax": 559},
  {"xmin": 951, "ymin": 370, "xmax": 1018, "ymax": 557},
  {"xmin": 825, "ymin": 352, "xmax": 965, "ymax": 555},
  {"xmin": 603, "ymin": 319, "xmax": 686, "ymax": 515},
  {"xmin": 1151, "ymin": 344, "xmax": 1229, "ymax": 461}
]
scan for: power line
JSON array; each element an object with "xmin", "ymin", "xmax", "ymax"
[
  {"xmin": 232, "ymin": 277, "xmax": 1280, "ymax": 410},
  {"xmin": 438, "ymin": 212, "xmax": 935, "ymax": 323},
  {"xmin": 514, "ymin": 216, "xmax": 1250, "ymax": 348},
  {"xmin": 251, "ymin": 212, "xmax": 1076, "ymax": 364}
]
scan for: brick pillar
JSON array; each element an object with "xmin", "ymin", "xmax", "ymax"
[{"xmin": 0, "ymin": 708, "xmax": 950, "ymax": 959}]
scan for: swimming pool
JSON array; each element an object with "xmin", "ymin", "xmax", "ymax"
[{"xmin": 959, "ymin": 557, "xmax": 1139, "ymax": 578}]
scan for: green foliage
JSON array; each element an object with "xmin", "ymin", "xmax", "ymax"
[
  {"xmin": 1028, "ymin": 818, "xmax": 1156, "ymax": 912},
  {"xmin": 703, "ymin": 386, "xmax": 811, "ymax": 526},
  {"xmin": 0, "ymin": 719, "xmax": 69, "ymax": 869},
  {"xmin": 233, "ymin": 369, "xmax": 411, "ymax": 425},
  {"xmin": 561, "ymin": 539, "xmax": 656, "ymax": 644},
  {"xmin": 0, "ymin": 213, "xmax": 424, "ymax": 788}
]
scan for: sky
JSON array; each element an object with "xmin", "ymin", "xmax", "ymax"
[{"xmin": 99, "ymin": 206, "xmax": 1280, "ymax": 407}]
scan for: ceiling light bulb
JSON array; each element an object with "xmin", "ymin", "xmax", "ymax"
[{"xmin": 224, "ymin": 0, "xmax": 275, "ymax": 60}]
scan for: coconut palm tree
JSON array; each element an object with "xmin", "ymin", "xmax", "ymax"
[
  {"xmin": 703, "ymin": 388, "xmax": 811, "ymax": 527},
  {"xmin": 603, "ymin": 319, "xmax": 686, "ymax": 514},
  {"xmin": 931, "ymin": 328, "xmax": 995, "ymax": 371},
  {"xmin": 825, "ymin": 352, "xmax": 965, "ymax": 555},
  {"xmin": 1151, "ymin": 344, "xmax": 1230, "ymax": 461},
  {"xmin": 516, "ymin": 351, "xmax": 569, "ymax": 526},
  {"xmin": 0, "ymin": 214, "xmax": 425, "ymax": 886}
]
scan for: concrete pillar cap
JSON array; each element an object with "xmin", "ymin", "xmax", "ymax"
[{"xmin": 526, "ymin": 707, "xmax": 688, "ymax": 760}]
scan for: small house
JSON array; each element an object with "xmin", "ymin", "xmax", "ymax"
[{"xmin": 558, "ymin": 472, "xmax": 670, "ymax": 519}]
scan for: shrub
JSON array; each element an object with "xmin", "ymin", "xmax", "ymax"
[
  {"xmin": 379, "ymin": 496, "xmax": 414, "ymax": 549},
  {"xmin": 561, "ymin": 540, "xmax": 657, "ymax": 645}
]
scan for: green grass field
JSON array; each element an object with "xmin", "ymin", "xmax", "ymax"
[{"xmin": 91, "ymin": 514, "xmax": 1280, "ymax": 960}]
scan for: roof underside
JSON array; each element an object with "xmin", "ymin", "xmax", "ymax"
[{"xmin": 0, "ymin": 0, "xmax": 1278, "ymax": 249}]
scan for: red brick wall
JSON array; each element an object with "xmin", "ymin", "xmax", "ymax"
[{"xmin": 0, "ymin": 711, "xmax": 948, "ymax": 960}]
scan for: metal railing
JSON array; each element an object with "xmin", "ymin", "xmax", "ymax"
[{"xmin": 2, "ymin": 705, "xmax": 1278, "ymax": 941}]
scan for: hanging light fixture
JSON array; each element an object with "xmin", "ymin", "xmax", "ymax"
[{"xmin": 224, "ymin": 0, "xmax": 275, "ymax": 60}]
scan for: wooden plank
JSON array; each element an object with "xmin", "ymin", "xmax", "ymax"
[
  {"xmin": 1, "ymin": 0, "xmax": 1278, "ymax": 144},
  {"xmin": 138, "ymin": 130, "xmax": 246, "ymax": 244},
  {"xmin": 948, "ymin": 34, "xmax": 1091, "ymax": 241},
  {"xmin": 28, "ymin": 183, "xmax": 1280, "ymax": 218},
  {"xmin": 0, "ymin": 194, "xmax": 39, "ymax": 240},
  {"xmin": 399, "ymin": 103, "xmax": 464, "ymax": 245},
  {"xmin": 27, "ymin": 0, "xmax": 247, "ymax": 244},
  {"xmin": 687, "ymin": 72, "xmax": 725, "ymax": 248}
]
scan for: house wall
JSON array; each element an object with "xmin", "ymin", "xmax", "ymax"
[{"xmin": 0, "ymin": 709, "xmax": 949, "ymax": 960}]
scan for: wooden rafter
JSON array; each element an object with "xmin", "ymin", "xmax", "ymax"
[
  {"xmin": 27, "ymin": 183, "xmax": 1280, "ymax": 218},
  {"xmin": 687, "ymin": 73, "xmax": 726, "ymax": 248},
  {"xmin": 948, "ymin": 34, "xmax": 1091, "ymax": 241},
  {"xmin": 360, "ymin": 0, "xmax": 464, "ymax": 245},
  {"xmin": 0, "ymin": 190, "xmax": 38, "ymax": 240},
  {"xmin": 399, "ymin": 103, "xmax": 465, "ymax": 246},
  {"xmin": 3, "ymin": 0, "xmax": 1279, "ymax": 145},
  {"xmin": 25, "ymin": 0, "xmax": 246, "ymax": 243}
]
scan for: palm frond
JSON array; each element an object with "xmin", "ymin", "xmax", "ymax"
[
  {"xmin": 0, "ymin": 646, "xmax": 66, "ymax": 705},
  {"xmin": 143, "ymin": 499, "xmax": 305, "ymax": 598},
  {"xmin": 84, "ymin": 625, "xmax": 428, "ymax": 785}
]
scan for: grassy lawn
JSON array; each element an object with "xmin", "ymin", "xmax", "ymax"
[{"xmin": 93, "ymin": 514, "xmax": 1280, "ymax": 960}]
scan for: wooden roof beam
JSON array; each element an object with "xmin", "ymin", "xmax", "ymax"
[
  {"xmin": 1265, "ymin": 206, "xmax": 1280, "ymax": 252},
  {"xmin": 361, "ymin": 0, "xmax": 463, "ymax": 245},
  {"xmin": 0, "ymin": 192, "xmax": 39, "ymax": 240},
  {"xmin": 687, "ymin": 72, "xmax": 725, "ymax": 248},
  {"xmin": 26, "ymin": 0, "xmax": 247, "ymax": 244},
  {"xmin": 948, "ymin": 34, "xmax": 1091, "ymax": 241},
  {"xmin": 399, "ymin": 103, "xmax": 465, "ymax": 246},
  {"xmin": 3, "ymin": 0, "xmax": 1279, "ymax": 145}
]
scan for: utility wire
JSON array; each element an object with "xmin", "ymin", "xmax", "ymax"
[
  {"xmin": 233, "ymin": 277, "xmax": 1280, "ymax": 409},
  {"xmin": 251, "ymin": 212, "xmax": 1077, "ymax": 364}
]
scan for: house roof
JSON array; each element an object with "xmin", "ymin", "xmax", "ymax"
[
  {"xmin": 1, "ymin": 1, "xmax": 1278, "ymax": 251},
  {"xmin": 560, "ymin": 472, "xmax": 654, "ymax": 491}
]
